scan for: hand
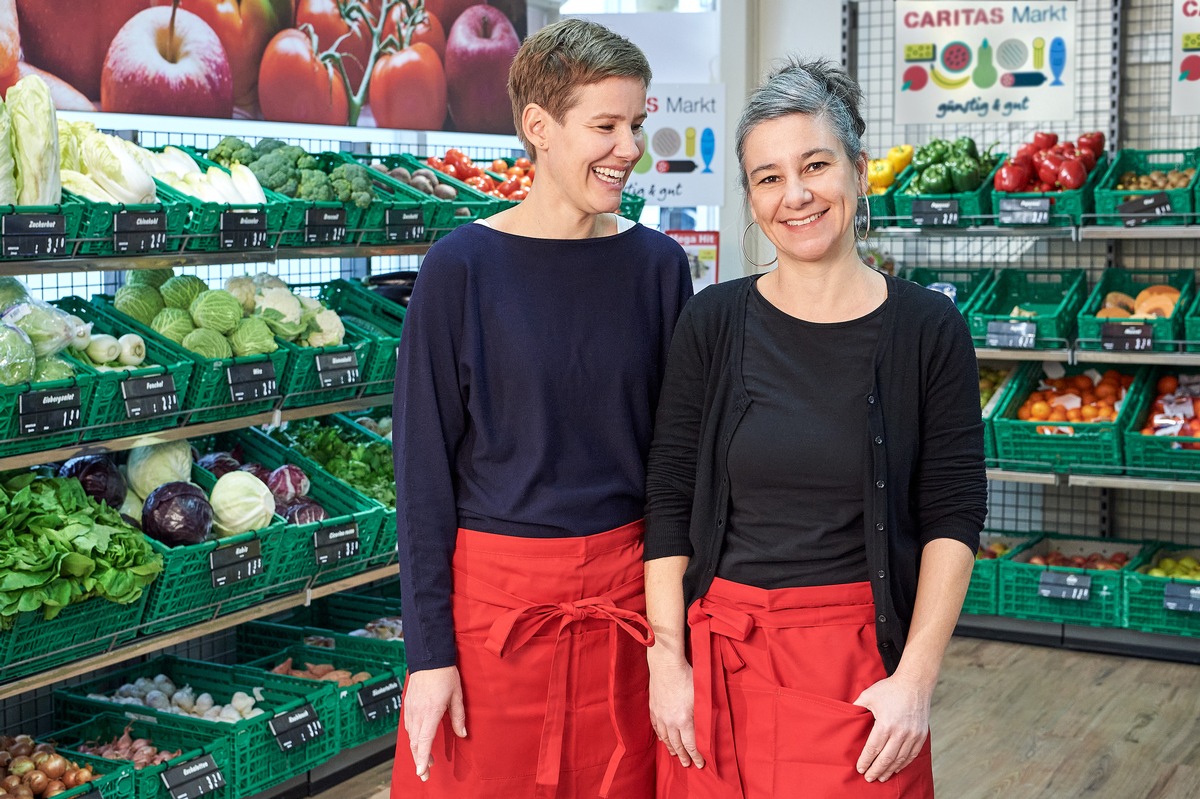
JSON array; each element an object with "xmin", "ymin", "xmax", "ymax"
[
  {"xmin": 404, "ymin": 666, "xmax": 467, "ymax": 781},
  {"xmin": 852, "ymin": 673, "xmax": 930, "ymax": 783},
  {"xmin": 648, "ymin": 650, "xmax": 704, "ymax": 768}
]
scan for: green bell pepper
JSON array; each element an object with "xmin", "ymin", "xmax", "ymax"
[
  {"xmin": 917, "ymin": 163, "xmax": 953, "ymax": 195},
  {"xmin": 951, "ymin": 136, "xmax": 979, "ymax": 160},
  {"xmin": 948, "ymin": 156, "xmax": 982, "ymax": 192}
]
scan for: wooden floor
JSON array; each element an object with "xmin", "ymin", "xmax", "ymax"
[{"xmin": 317, "ymin": 636, "xmax": 1200, "ymax": 799}]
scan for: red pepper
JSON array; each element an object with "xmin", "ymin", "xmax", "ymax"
[
  {"xmin": 1016, "ymin": 143, "xmax": 1041, "ymax": 162},
  {"xmin": 1032, "ymin": 131, "xmax": 1059, "ymax": 151},
  {"xmin": 1070, "ymin": 145, "xmax": 1097, "ymax": 173},
  {"xmin": 1056, "ymin": 158, "xmax": 1088, "ymax": 190},
  {"xmin": 1035, "ymin": 153, "xmax": 1064, "ymax": 185},
  {"xmin": 1077, "ymin": 131, "xmax": 1106, "ymax": 160},
  {"xmin": 994, "ymin": 159, "xmax": 1032, "ymax": 192}
]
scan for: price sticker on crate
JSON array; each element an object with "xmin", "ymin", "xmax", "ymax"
[
  {"xmin": 1100, "ymin": 322, "xmax": 1154, "ymax": 352},
  {"xmin": 314, "ymin": 351, "xmax": 360, "ymax": 388},
  {"xmin": 18, "ymin": 386, "xmax": 81, "ymax": 434},
  {"xmin": 358, "ymin": 677, "xmax": 403, "ymax": 722},
  {"xmin": 269, "ymin": 703, "xmax": 324, "ymax": 751},
  {"xmin": 114, "ymin": 212, "xmax": 168, "ymax": 254},
  {"xmin": 910, "ymin": 199, "xmax": 959, "ymax": 227},
  {"xmin": 209, "ymin": 538, "xmax": 263, "ymax": 588},
  {"xmin": 1037, "ymin": 570, "xmax": 1091, "ymax": 601},
  {"xmin": 219, "ymin": 211, "xmax": 269, "ymax": 249},
  {"xmin": 385, "ymin": 208, "xmax": 425, "ymax": 242},
  {"xmin": 226, "ymin": 360, "xmax": 278, "ymax": 403},
  {"xmin": 304, "ymin": 207, "xmax": 348, "ymax": 244},
  {"xmin": 997, "ymin": 198, "xmax": 1051, "ymax": 226},
  {"xmin": 1163, "ymin": 582, "xmax": 1200, "ymax": 614},
  {"xmin": 985, "ymin": 320, "xmax": 1037, "ymax": 349},
  {"xmin": 313, "ymin": 522, "xmax": 360, "ymax": 565},
  {"xmin": 159, "ymin": 753, "xmax": 226, "ymax": 799},
  {"xmin": 1117, "ymin": 193, "xmax": 1173, "ymax": 227},
  {"xmin": 121, "ymin": 373, "xmax": 179, "ymax": 419},
  {"xmin": 3, "ymin": 213, "xmax": 66, "ymax": 258}
]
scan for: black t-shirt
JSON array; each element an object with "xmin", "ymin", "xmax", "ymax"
[{"xmin": 717, "ymin": 282, "xmax": 884, "ymax": 588}]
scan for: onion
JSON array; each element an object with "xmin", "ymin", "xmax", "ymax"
[
  {"xmin": 44, "ymin": 781, "xmax": 64, "ymax": 798},
  {"xmin": 74, "ymin": 767, "xmax": 92, "ymax": 785},
  {"xmin": 39, "ymin": 756, "xmax": 66, "ymax": 782},
  {"xmin": 0, "ymin": 752, "xmax": 10, "ymax": 767},
  {"xmin": 59, "ymin": 771, "xmax": 76, "ymax": 790},
  {"xmin": 30, "ymin": 746, "xmax": 53, "ymax": 757},
  {"xmin": 22, "ymin": 771, "xmax": 47, "ymax": 796},
  {"xmin": 0, "ymin": 739, "xmax": 12, "ymax": 753},
  {"xmin": 2, "ymin": 775, "xmax": 20, "ymax": 792},
  {"xmin": 0, "ymin": 791, "xmax": 14, "ymax": 799},
  {"xmin": 10, "ymin": 787, "xmax": 30, "ymax": 799},
  {"xmin": 29, "ymin": 753, "xmax": 47, "ymax": 768},
  {"xmin": 7, "ymin": 759, "xmax": 32, "ymax": 778}
]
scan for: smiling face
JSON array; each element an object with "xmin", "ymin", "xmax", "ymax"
[{"xmin": 742, "ymin": 112, "xmax": 867, "ymax": 266}]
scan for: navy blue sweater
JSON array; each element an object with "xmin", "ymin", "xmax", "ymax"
[{"xmin": 394, "ymin": 222, "xmax": 693, "ymax": 672}]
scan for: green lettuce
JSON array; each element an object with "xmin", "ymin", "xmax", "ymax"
[{"xmin": 8, "ymin": 74, "xmax": 61, "ymax": 206}]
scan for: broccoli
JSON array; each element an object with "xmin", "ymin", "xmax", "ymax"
[
  {"xmin": 252, "ymin": 138, "xmax": 288, "ymax": 160},
  {"xmin": 298, "ymin": 169, "xmax": 335, "ymax": 202},
  {"xmin": 206, "ymin": 136, "xmax": 254, "ymax": 167},
  {"xmin": 329, "ymin": 163, "xmax": 375, "ymax": 209},
  {"xmin": 249, "ymin": 150, "xmax": 301, "ymax": 197}
]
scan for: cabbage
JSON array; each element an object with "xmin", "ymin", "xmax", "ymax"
[
  {"xmin": 58, "ymin": 455, "xmax": 127, "ymax": 508},
  {"xmin": 0, "ymin": 102, "xmax": 16, "ymax": 205},
  {"xmin": 197, "ymin": 451, "xmax": 240, "ymax": 477},
  {"xmin": 8, "ymin": 74, "xmax": 61, "ymax": 205},
  {"xmin": 126, "ymin": 268, "xmax": 174, "ymax": 290},
  {"xmin": 160, "ymin": 275, "xmax": 209, "ymax": 310},
  {"xmin": 190, "ymin": 289, "xmax": 243, "ymax": 334},
  {"xmin": 119, "ymin": 488, "xmax": 143, "ymax": 524},
  {"xmin": 79, "ymin": 131, "xmax": 156, "ymax": 205},
  {"xmin": 32, "ymin": 355, "xmax": 75, "ymax": 382},
  {"xmin": 150, "ymin": 308, "xmax": 195, "ymax": 344},
  {"xmin": 229, "ymin": 317, "xmax": 278, "ymax": 356},
  {"xmin": 239, "ymin": 462, "xmax": 271, "ymax": 483},
  {"xmin": 126, "ymin": 440, "xmax": 193, "ymax": 500},
  {"xmin": 142, "ymin": 481, "xmax": 213, "ymax": 548},
  {"xmin": 210, "ymin": 470, "xmax": 276, "ymax": 537},
  {"xmin": 0, "ymin": 323, "xmax": 35, "ymax": 386},
  {"xmin": 115, "ymin": 284, "xmax": 165, "ymax": 326},
  {"xmin": 62, "ymin": 169, "xmax": 118, "ymax": 203},
  {"xmin": 224, "ymin": 276, "xmax": 256, "ymax": 314},
  {"xmin": 0, "ymin": 277, "xmax": 28, "ymax": 312},
  {"xmin": 1, "ymin": 299, "xmax": 73, "ymax": 357},
  {"xmin": 59, "ymin": 119, "xmax": 82, "ymax": 172},
  {"xmin": 182, "ymin": 328, "xmax": 233, "ymax": 359}
]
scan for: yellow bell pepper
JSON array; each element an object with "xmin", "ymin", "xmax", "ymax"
[
  {"xmin": 886, "ymin": 144, "xmax": 914, "ymax": 174},
  {"xmin": 868, "ymin": 159, "xmax": 895, "ymax": 190}
]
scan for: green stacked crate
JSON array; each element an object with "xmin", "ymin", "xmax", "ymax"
[
  {"xmin": 1182, "ymin": 289, "xmax": 1200, "ymax": 352},
  {"xmin": 318, "ymin": 279, "xmax": 405, "ymax": 397},
  {"xmin": 1120, "ymin": 367, "xmax": 1200, "ymax": 481},
  {"xmin": 276, "ymin": 325, "xmax": 372, "ymax": 410},
  {"xmin": 1093, "ymin": 149, "xmax": 1200, "ymax": 226},
  {"xmin": 0, "ymin": 201, "xmax": 85, "ymax": 259},
  {"xmin": 332, "ymin": 153, "xmax": 438, "ymax": 245},
  {"xmin": 0, "ymin": 366, "xmax": 95, "ymax": 457},
  {"xmin": 892, "ymin": 158, "xmax": 1004, "ymax": 228},
  {"xmin": 900, "ymin": 266, "xmax": 995, "ymax": 316},
  {"xmin": 1123, "ymin": 545, "xmax": 1200, "ymax": 638},
  {"xmin": 979, "ymin": 361, "xmax": 1020, "ymax": 468},
  {"xmin": 1075, "ymin": 268, "xmax": 1194, "ymax": 352},
  {"xmin": 866, "ymin": 166, "xmax": 912, "ymax": 223},
  {"xmin": 246, "ymin": 592, "xmax": 405, "ymax": 666},
  {"xmin": 967, "ymin": 268, "xmax": 1088, "ymax": 349},
  {"xmin": 382, "ymin": 153, "xmax": 504, "ymax": 237},
  {"xmin": 991, "ymin": 153, "xmax": 1109, "ymax": 227},
  {"xmin": 65, "ymin": 189, "xmax": 188, "ymax": 256},
  {"xmin": 962, "ymin": 531, "xmax": 1042, "ymax": 616}
]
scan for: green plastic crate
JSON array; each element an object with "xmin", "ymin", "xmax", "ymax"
[
  {"xmin": 866, "ymin": 165, "xmax": 912, "ymax": 224},
  {"xmin": 318, "ymin": 279, "xmax": 405, "ymax": 396},
  {"xmin": 1094, "ymin": 148, "xmax": 1200, "ymax": 226},
  {"xmin": 1120, "ymin": 367, "xmax": 1200, "ymax": 481},
  {"xmin": 334, "ymin": 403, "xmax": 392, "ymax": 442},
  {"xmin": 30, "ymin": 734, "xmax": 135, "ymax": 799},
  {"xmin": 892, "ymin": 157, "xmax": 1004, "ymax": 228},
  {"xmin": 998, "ymin": 535, "xmax": 1149, "ymax": 628},
  {"xmin": 382, "ymin": 153, "xmax": 504, "ymax": 238},
  {"xmin": 246, "ymin": 592, "xmax": 406, "ymax": 666},
  {"xmin": 1075, "ymin": 268, "xmax": 1194, "ymax": 352},
  {"xmin": 332, "ymin": 153, "xmax": 438, "ymax": 245},
  {"xmin": 483, "ymin": 156, "xmax": 647, "ymax": 222},
  {"xmin": 979, "ymin": 361, "xmax": 1021, "ymax": 467},
  {"xmin": 276, "ymin": 330, "xmax": 371, "ymax": 409},
  {"xmin": 900, "ymin": 266, "xmax": 995, "ymax": 316},
  {"xmin": 55, "ymin": 655, "xmax": 339, "ymax": 798},
  {"xmin": 0, "ymin": 364, "xmax": 96, "ymax": 457},
  {"xmin": 1181, "ymin": 289, "xmax": 1200, "ymax": 352},
  {"xmin": 52, "ymin": 297, "xmax": 194, "ymax": 442},
  {"xmin": 65, "ymin": 189, "xmax": 188, "ymax": 257},
  {"xmin": 968, "ymin": 268, "xmax": 1088, "ymax": 349},
  {"xmin": 962, "ymin": 531, "xmax": 1043, "ymax": 616},
  {"xmin": 0, "ymin": 201, "xmax": 85, "ymax": 259},
  {"xmin": 992, "ymin": 153, "xmax": 1109, "ymax": 227},
  {"xmin": 49, "ymin": 712, "xmax": 232, "ymax": 799},
  {"xmin": 1123, "ymin": 545, "xmax": 1200, "ymax": 638}
]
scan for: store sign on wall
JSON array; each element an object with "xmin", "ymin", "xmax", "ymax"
[
  {"xmin": 625, "ymin": 84, "xmax": 724, "ymax": 207},
  {"xmin": 665, "ymin": 231, "xmax": 719, "ymax": 293},
  {"xmin": 894, "ymin": 1, "xmax": 1077, "ymax": 124},
  {"xmin": 1171, "ymin": 0, "xmax": 1200, "ymax": 115}
]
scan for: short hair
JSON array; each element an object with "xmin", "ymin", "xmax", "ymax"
[
  {"xmin": 734, "ymin": 57, "xmax": 866, "ymax": 192},
  {"xmin": 508, "ymin": 18, "xmax": 652, "ymax": 158}
]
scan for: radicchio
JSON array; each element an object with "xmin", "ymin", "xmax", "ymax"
[
  {"xmin": 267, "ymin": 464, "xmax": 310, "ymax": 505},
  {"xmin": 285, "ymin": 497, "xmax": 329, "ymax": 525},
  {"xmin": 198, "ymin": 451, "xmax": 241, "ymax": 477}
]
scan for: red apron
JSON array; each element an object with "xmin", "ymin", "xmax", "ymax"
[
  {"xmin": 391, "ymin": 520, "xmax": 657, "ymax": 799},
  {"xmin": 658, "ymin": 578, "xmax": 935, "ymax": 799}
]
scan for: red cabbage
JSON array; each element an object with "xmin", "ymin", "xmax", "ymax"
[
  {"xmin": 268, "ymin": 464, "xmax": 310, "ymax": 505},
  {"xmin": 198, "ymin": 451, "xmax": 241, "ymax": 477},
  {"xmin": 285, "ymin": 498, "xmax": 329, "ymax": 525},
  {"xmin": 58, "ymin": 455, "xmax": 127, "ymax": 508},
  {"xmin": 143, "ymin": 481, "xmax": 213, "ymax": 547},
  {"xmin": 239, "ymin": 462, "xmax": 271, "ymax": 483}
]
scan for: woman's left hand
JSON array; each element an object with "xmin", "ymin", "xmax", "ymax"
[{"xmin": 851, "ymin": 672, "xmax": 930, "ymax": 783}]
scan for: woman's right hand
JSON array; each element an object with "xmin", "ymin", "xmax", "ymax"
[
  {"xmin": 648, "ymin": 650, "xmax": 704, "ymax": 768},
  {"xmin": 403, "ymin": 665, "xmax": 467, "ymax": 781}
]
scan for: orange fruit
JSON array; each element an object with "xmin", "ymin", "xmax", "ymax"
[
  {"xmin": 1095, "ymin": 383, "xmax": 1119, "ymax": 401},
  {"xmin": 1157, "ymin": 375, "xmax": 1180, "ymax": 396},
  {"xmin": 1081, "ymin": 390, "xmax": 1097, "ymax": 405},
  {"xmin": 1066, "ymin": 408, "xmax": 1083, "ymax": 422},
  {"xmin": 1030, "ymin": 401, "xmax": 1052, "ymax": 420},
  {"xmin": 1072, "ymin": 375, "xmax": 1094, "ymax": 391},
  {"xmin": 1017, "ymin": 404, "xmax": 1032, "ymax": 421},
  {"xmin": 1120, "ymin": 374, "xmax": 1134, "ymax": 388},
  {"xmin": 1049, "ymin": 407, "xmax": 1069, "ymax": 422},
  {"xmin": 1080, "ymin": 405, "xmax": 1100, "ymax": 421}
]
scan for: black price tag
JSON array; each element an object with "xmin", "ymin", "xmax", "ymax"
[
  {"xmin": 385, "ymin": 208, "xmax": 425, "ymax": 242},
  {"xmin": 269, "ymin": 703, "xmax": 324, "ymax": 751},
  {"xmin": 160, "ymin": 754, "xmax": 226, "ymax": 799},
  {"xmin": 209, "ymin": 538, "xmax": 263, "ymax": 588},
  {"xmin": 113, "ymin": 212, "xmax": 168, "ymax": 253},
  {"xmin": 985, "ymin": 320, "xmax": 1037, "ymax": 349},
  {"xmin": 3, "ymin": 213, "xmax": 66, "ymax": 257},
  {"xmin": 910, "ymin": 199, "xmax": 959, "ymax": 226},
  {"xmin": 314, "ymin": 522, "xmax": 361, "ymax": 565},
  {"xmin": 1163, "ymin": 582, "xmax": 1200, "ymax": 614},
  {"xmin": 998, "ymin": 197, "xmax": 1051, "ymax": 225},
  {"xmin": 220, "ymin": 211, "xmax": 269, "ymax": 249},
  {"xmin": 18, "ymin": 387, "xmax": 81, "ymax": 434},
  {"xmin": 76, "ymin": 789, "xmax": 104, "ymax": 799},
  {"xmin": 1101, "ymin": 322, "xmax": 1154, "ymax": 352},
  {"xmin": 357, "ymin": 678, "xmax": 403, "ymax": 722},
  {"xmin": 314, "ymin": 351, "xmax": 360, "ymax": 388},
  {"xmin": 226, "ymin": 360, "xmax": 278, "ymax": 403},
  {"xmin": 1118, "ymin": 193, "xmax": 1173, "ymax": 227},
  {"xmin": 304, "ymin": 207, "xmax": 348, "ymax": 244},
  {"xmin": 121, "ymin": 373, "xmax": 179, "ymax": 419},
  {"xmin": 1037, "ymin": 570, "xmax": 1092, "ymax": 601}
]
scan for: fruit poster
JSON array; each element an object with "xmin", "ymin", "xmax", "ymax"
[
  {"xmin": 664, "ymin": 230, "xmax": 718, "ymax": 293},
  {"xmin": 626, "ymin": 84, "xmax": 724, "ymax": 207},
  {"xmin": 893, "ymin": 1, "xmax": 1077, "ymax": 125},
  {"xmin": 0, "ymin": 0, "xmax": 526, "ymax": 134},
  {"xmin": 1171, "ymin": 0, "xmax": 1200, "ymax": 115}
]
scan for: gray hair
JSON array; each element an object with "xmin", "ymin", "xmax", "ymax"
[{"xmin": 735, "ymin": 57, "xmax": 866, "ymax": 192}]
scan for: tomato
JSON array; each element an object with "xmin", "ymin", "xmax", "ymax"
[
  {"xmin": 424, "ymin": 0, "xmax": 473, "ymax": 31},
  {"xmin": 490, "ymin": 159, "xmax": 509, "ymax": 173},
  {"xmin": 259, "ymin": 28, "xmax": 349, "ymax": 125},
  {"xmin": 427, "ymin": 156, "xmax": 445, "ymax": 170},
  {"xmin": 296, "ymin": 0, "xmax": 375, "ymax": 92},
  {"xmin": 383, "ymin": 5, "xmax": 446, "ymax": 61},
  {"xmin": 514, "ymin": 157, "xmax": 532, "ymax": 170},
  {"xmin": 509, "ymin": 188, "xmax": 528, "ymax": 200},
  {"xmin": 497, "ymin": 177, "xmax": 520, "ymax": 196},
  {"xmin": 1158, "ymin": 375, "xmax": 1180, "ymax": 396},
  {"xmin": 369, "ymin": 41, "xmax": 446, "ymax": 130}
]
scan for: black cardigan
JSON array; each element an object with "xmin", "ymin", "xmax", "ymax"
[{"xmin": 644, "ymin": 273, "xmax": 988, "ymax": 673}]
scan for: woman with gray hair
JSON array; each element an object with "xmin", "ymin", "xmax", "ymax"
[{"xmin": 643, "ymin": 57, "xmax": 985, "ymax": 797}]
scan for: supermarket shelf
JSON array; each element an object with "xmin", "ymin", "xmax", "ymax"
[
  {"xmin": 1073, "ymin": 349, "xmax": 1200, "ymax": 366},
  {"xmin": 956, "ymin": 615, "xmax": 1200, "ymax": 666},
  {"xmin": 976, "ymin": 347, "xmax": 1071, "ymax": 362},
  {"xmin": 279, "ymin": 243, "xmax": 432, "ymax": 259},
  {"xmin": 987, "ymin": 469, "xmax": 1061, "ymax": 485},
  {"xmin": 0, "ymin": 565, "xmax": 398, "ymax": 700},
  {"xmin": 1068, "ymin": 474, "xmax": 1200, "ymax": 494},
  {"xmin": 1078, "ymin": 225, "xmax": 1200, "ymax": 240},
  {"xmin": 873, "ymin": 224, "xmax": 1076, "ymax": 239}
]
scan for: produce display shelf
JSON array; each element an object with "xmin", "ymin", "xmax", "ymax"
[
  {"xmin": 871, "ymin": 224, "xmax": 1078, "ymax": 239},
  {"xmin": 986, "ymin": 469, "xmax": 1061, "ymax": 485},
  {"xmin": 1078, "ymin": 225, "xmax": 1200, "ymax": 240},
  {"xmin": 974, "ymin": 347, "xmax": 1072, "ymax": 362},
  {"xmin": 1071, "ymin": 350, "xmax": 1200, "ymax": 366},
  {"xmin": 0, "ymin": 564, "xmax": 397, "ymax": 700},
  {"xmin": 1067, "ymin": 474, "xmax": 1200, "ymax": 495}
]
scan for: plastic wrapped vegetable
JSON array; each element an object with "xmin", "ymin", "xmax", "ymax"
[
  {"xmin": 8, "ymin": 74, "xmax": 61, "ymax": 205},
  {"xmin": 0, "ymin": 323, "xmax": 35, "ymax": 385},
  {"xmin": 210, "ymin": 470, "xmax": 276, "ymax": 537},
  {"xmin": 1, "ymin": 299, "xmax": 74, "ymax": 357},
  {"xmin": 225, "ymin": 276, "xmax": 257, "ymax": 314},
  {"xmin": 0, "ymin": 277, "xmax": 27, "ymax": 312},
  {"xmin": 142, "ymin": 481, "xmax": 213, "ymax": 547},
  {"xmin": 32, "ymin": 355, "xmax": 75, "ymax": 382}
]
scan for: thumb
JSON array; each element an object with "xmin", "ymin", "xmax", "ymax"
[{"xmin": 450, "ymin": 687, "xmax": 468, "ymax": 738}]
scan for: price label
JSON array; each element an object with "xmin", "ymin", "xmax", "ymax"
[
  {"xmin": 314, "ymin": 351, "xmax": 360, "ymax": 388},
  {"xmin": 304, "ymin": 207, "xmax": 348, "ymax": 244},
  {"xmin": 121, "ymin": 374, "xmax": 179, "ymax": 419},
  {"xmin": 160, "ymin": 754, "xmax": 226, "ymax": 799},
  {"xmin": 1101, "ymin": 322, "xmax": 1154, "ymax": 352},
  {"xmin": 18, "ymin": 387, "xmax": 81, "ymax": 434},
  {"xmin": 1037, "ymin": 570, "xmax": 1092, "ymax": 601},
  {"xmin": 1163, "ymin": 582, "xmax": 1200, "ymax": 614},
  {"xmin": 985, "ymin": 320, "xmax": 1037, "ymax": 349},
  {"xmin": 314, "ymin": 522, "xmax": 361, "ymax": 565},
  {"xmin": 226, "ymin": 360, "xmax": 278, "ymax": 403},
  {"xmin": 910, "ymin": 199, "xmax": 959, "ymax": 227},
  {"xmin": 114, "ymin": 212, "xmax": 168, "ymax": 253},
  {"xmin": 220, "ymin": 211, "xmax": 269, "ymax": 249},
  {"xmin": 357, "ymin": 678, "xmax": 403, "ymax": 722},
  {"xmin": 1118, "ymin": 192, "xmax": 1173, "ymax": 227},
  {"xmin": 385, "ymin": 208, "xmax": 425, "ymax": 242},
  {"xmin": 3, "ymin": 213, "xmax": 66, "ymax": 257},
  {"xmin": 209, "ymin": 538, "xmax": 263, "ymax": 588},
  {"xmin": 269, "ymin": 703, "xmax": 324, "ymax": 751},
  {"xmin": 997, "ymin": 197, "xmax": 1051, "ymax": 225},
  {"xmin": 76, "ymin": 789, "xmax": 104, "ymax": 799}
]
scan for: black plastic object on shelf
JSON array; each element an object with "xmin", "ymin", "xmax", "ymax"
[{"xmin": 365, "ymin": 271, "xmax": 419, "ymax": 308}]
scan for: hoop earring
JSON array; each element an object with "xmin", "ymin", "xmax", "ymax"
[
  {"xmin": 740, "ymin": 221, "xmax": 778, "ymax": 268},
  {"xmin": 856, "ymin": 195, "xmax": 871, "ymax": 241}
]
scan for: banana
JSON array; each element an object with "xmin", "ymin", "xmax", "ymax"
[{"xmin": 930, "ymin": 66, "xmax": 971, "ymax": 90}]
